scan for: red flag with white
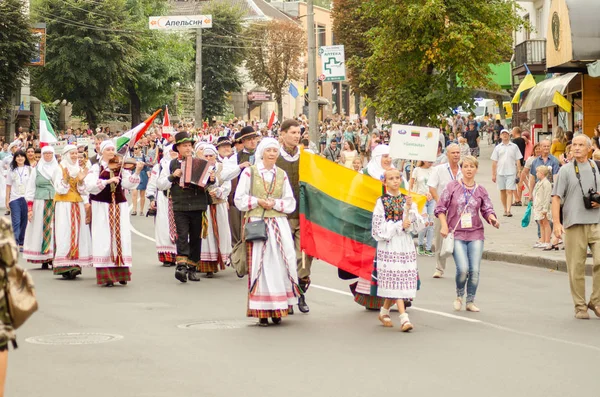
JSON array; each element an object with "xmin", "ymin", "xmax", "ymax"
[
  {"xmin": 162, "ymin": 105, "xmax": 172, "ymax": 139},
  {"xmin": 267, "ymin": 111, "xmax": 277, "ymax": 129},
  {"xmin": 117, "ymin": 109, "xmax": 162, "ymax": 153},
  {"xmin": 39, "ymin": 104, "xmax": 57, "ymax": 147}
]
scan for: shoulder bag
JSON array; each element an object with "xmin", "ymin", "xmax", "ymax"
[{"xmin": 244, "ymin": 167, "xmax": 275, "ymax": 242}]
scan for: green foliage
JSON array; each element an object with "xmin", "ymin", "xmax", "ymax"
[
  {"xmin": 32, "ymin": 0, "xmax": 139, "ymax": 128},
  {"xmin": 359, "ymin": 0, "xmax": 526, "ymax": 126},
  {"xmin": 42, "ymin": 102, "xmax": 60, "ymax": 130},
  {"xmin": 0, "ymin": 0, "xmax": 37, "ymax": 116},
  {"xmin": 199, "ymin": 2, "xmax": 245, "ymax": 121}
]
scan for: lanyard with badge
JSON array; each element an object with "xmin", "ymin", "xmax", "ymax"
[
  {"xmin": 447, "ymin": 164, "xmax": 458, "ymax": 181},
  {"xmin": 460, "ymin": 182, "xmax": 477, "ymax": 228},
  {"xmin": 15, "ymin": 167, "xmax": 26, "ymax": 195}
]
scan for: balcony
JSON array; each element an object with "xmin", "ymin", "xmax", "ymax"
[{"xmin": 513, "ymin": 39, "xmax": 546, "ymax": 76}]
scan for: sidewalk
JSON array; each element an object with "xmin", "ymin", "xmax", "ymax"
[{"xmin": 473, "ymin": 142, "xmax": 594, "ymax": 275}]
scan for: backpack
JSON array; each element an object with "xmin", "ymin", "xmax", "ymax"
[{"xmin": 0, "ymin": 217, "xmax": 37, "ymax": 330}]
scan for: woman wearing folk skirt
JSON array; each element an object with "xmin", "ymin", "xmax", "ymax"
[
  {"xmin": 85, "ymin": 140, "xmax": 143, "ymax": 287},
  {"xmin": 234, "ymin": 138, "xmax": 301, "ymax": 326},
  {"xmin": 199, "ymin": 144, "xmax": 232, "ymax": 277},
  {"xmin": 23, "ymin": 146, "xmax": 59, "ymax": 269},
  {"xmin": 52, "ymin": 145, "xmax": 92, "ymax": 279}
]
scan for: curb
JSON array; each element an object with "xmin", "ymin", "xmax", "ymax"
[{"xmin": 482, "ymin": 250, "xmax": 594, "ymax": 276}]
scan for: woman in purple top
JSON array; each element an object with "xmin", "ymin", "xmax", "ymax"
[{"xmin": 435, "ymin": 156, "xmax": 500, "ymax": 312}]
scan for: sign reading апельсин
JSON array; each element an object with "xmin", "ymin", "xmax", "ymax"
[{"xmin": 149, "ymin": 15, "xmax": 213, "ymax": 30}]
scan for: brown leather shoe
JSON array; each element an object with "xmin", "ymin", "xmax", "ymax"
[
  {"xmin": 588, "ymin": 303, "xmax": 600, "ymax": 318},
  {"xmin": 575, "ymin": 310, "xmax": 590, "ymax": 320}
]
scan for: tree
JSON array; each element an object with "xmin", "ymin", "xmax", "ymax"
[
  {"xmin": 332, "ymin": 0, "xmax": 378, "ymax": 127},
  {"xmin": 122, "ymin": 0, "xmax": 194, "ymax": 126},
  {"xmin": 245, "ymin": 20, "xmax": 305, "ymax": 120},
  {"xmin": 199, "ymin": 2, "xmax": 245, "ymax": 121},
  {"xmin": 32, "ymin": 0, "xmax": 138, "ymax": 128},
  {"xmin": 362, "ymin": 0, "xmax": 526, "ymax": 126},
  {"xmin": 0, "ymin": 0, "xmax": 36, "ymax": 117}
]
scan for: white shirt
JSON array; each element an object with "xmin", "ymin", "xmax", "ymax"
[
  {"xmin": 411, "ymin": 166, "xmax": 433, "ymax": 196},
  {"xmin": 427, "ymin": 163, "xmax": 462, "ymax": 197},
  {"xmin": 491, "ymin": 141, "xmax": 522, "ymax": 176},
  {"xmin": 6, "ymin": 166, "xmax": 31, "ymax": 203}
]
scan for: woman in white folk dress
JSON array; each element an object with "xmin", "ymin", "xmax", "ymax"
[
  {"xmin": 84, "ymin": 140, "xmax": 143, "ymax": 287},
  {"xmin": 23, "ymin": 146, "xmax": 60, "ymax": 269},
  {"xmin": 199, "ymin": 144, "xmax": 232, "ymax": 277},
  {"xmin": 52, "ymin": 145, "xmax": 93, "ymax": 279},
  {"xmin": 147, "ymin": 146, "xmax": 178, "ymax": 267},
  {"xmin": 234, "ymin": 138, "xmax": 301, "ymax": 326}
]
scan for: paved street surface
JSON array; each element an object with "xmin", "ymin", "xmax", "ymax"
[{"xmin": 7, "ymin": 206, "xmax": 600, "ymax": 397}]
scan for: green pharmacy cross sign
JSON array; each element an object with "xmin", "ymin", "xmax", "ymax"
[{"xmin": 319, "ymin": 45, "xmax": 346, "ymax": 82}]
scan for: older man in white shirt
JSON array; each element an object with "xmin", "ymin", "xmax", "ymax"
[
  {"xmin": 491, "ymin": 129, "xmax": 522, "ymax": 217},
  {"xmin": 428, "ymin": 144, "xmax": 462, "ymax": 278}
]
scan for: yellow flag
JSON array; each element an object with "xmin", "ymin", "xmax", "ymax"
[
  {"xmin": 512, "ymin": 73, "xmax": 537, "ymax": 103},
  {"xmin": 552, "ymin": 91, "xmax": 572, "ymax": 113}
]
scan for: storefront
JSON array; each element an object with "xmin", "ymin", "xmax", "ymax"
[{"xmin": 518, "ymin": 0, "xmax": 600, "ymax": 139}]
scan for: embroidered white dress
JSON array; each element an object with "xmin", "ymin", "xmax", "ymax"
[
  {"xmin": 23, "ymin": 167, "xmax": 56, "ymax": 263},
  {"xmin": 234, "ymin": 164, "xmax": 299, "ymax": 317},
  {"xmin": 371, "ymin": 196, "xmax": 421, "ymax": 299},
  {"xmin": 147, "ymin": 163, "xmax": 177, "ymax": 262}
]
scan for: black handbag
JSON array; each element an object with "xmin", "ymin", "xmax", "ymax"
[{"xmin": 244, "ymin": 167, "xmax": 275, "ymax": 242}]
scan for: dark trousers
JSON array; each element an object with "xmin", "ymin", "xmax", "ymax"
[
  {"xmin": 173, "ymin": 210, "xmax": 204, "ymax": 264},
  {"xmin": 9, "ymin": 198, "xmax": 27, "ymax": 246}
]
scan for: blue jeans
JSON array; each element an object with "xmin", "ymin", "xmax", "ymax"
[
  {"xmin": 418, "ymin": 200, "xmax": 435, "ymax": 250},
  {"xmin": 452, "ymin": 239, "xmax": 484, "ymax": 303},
  {"xmin": 9, "ymin": 197, "xmax": 27, "ymax": 246}
]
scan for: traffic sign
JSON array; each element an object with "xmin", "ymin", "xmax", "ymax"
[
  {"xmin": 318, "ymin": 74, "xmax": 325, "ymax": 81},
  {"xmin": 149, "ymin": 15, "xmax": 213, "ymax": 30},
  {"xmin": 319, "ymin": 45, "xmax": 346, "ymax": 82}
]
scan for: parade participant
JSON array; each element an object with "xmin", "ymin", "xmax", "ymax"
[
  {"xmin": 350, "ymin": 144, "xmax": 395, "ymax": 310},
  {"xmin": 436, "ymin": 156, "xmax": 499, "ymax": 312},
  {"xmin": 130, "ymin": 145, "xmax": 150, "ymax": 216},
  {"xmin": 147, "ymin": 147, "xmax": 178, "ymax": 267},
  {"xmin": 23, "ymin": 146, "xmax": 59, "ymax": 269},
  {"xmin": 373, "ymin": 169, "xmax": 422, "ymax": 332},
  {"xmin": 215, "ymin": 137, "xmax": 233, "ymax": 161},
  {"xmin": 5, "ymin": 150, "xmax": 31, "ymax": 251},
  {"xmin": 90, "ymin": 133, "xmax": 109, "ymax": 166},
  {"xmin": 220, "ymin": 127, "xmax": 258, "ymax": 278},
  {"xmin": 52, "ymin": 145, "xmax": 92, "ymax": 279},
  {"xmin": 234, "ymin": 137, "xmax": 300, "ymax": 326},
  {"xmin": 25, "ymin": 147, "xmax": 36, "ymax": 167},
  {"xmin": 276, "ymin": 119, "xmax": 312, "ymax": 313},
  {"xmin": 199, "ymin": 144, "xmax": 232, "ymax": 277},
  {"xmin": 85, "ymin": 140, "xmax": 143, "ymax": 287},
  {"xmin": 157, "ymin": 131, "xmax": 213, "ymax": 283}
]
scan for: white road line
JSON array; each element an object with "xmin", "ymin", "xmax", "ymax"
[{"xmin": 129, "ymin": 222, "xmax": 600, "ymax": 351}]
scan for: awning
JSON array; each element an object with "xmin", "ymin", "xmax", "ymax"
[{"xmin": 519, "ymin": 72, "xmax": 578, "ymax": 112}]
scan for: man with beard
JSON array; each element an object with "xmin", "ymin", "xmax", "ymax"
[{"xmin": 276, "ymin": 119, "xmax": 312, "ymax": 313}]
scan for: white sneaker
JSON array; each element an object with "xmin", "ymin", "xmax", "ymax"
[
  {"xmin": 453, "ymin": 297, "xmax": 462, "ymax": 311},
  {"xmin": 466, "ymin": 303, "xmax": 480, "ymax": 312},
  {"xmin": 533, "ymin": 242, "xmax": 544, "ymax": 248},
  {"xmin": 432, "ymin": 270, "xmax": 443, "ymax": 278}
]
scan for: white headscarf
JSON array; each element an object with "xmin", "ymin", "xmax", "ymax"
[
  {"xmin": 256, "ymin": 137, "xmax": 280, "ymax": 166},
  {"xmin": 61, "ymin": 145, "xmax": 80, "ymax": 178},
  {"xmin": 100, "ymin": 140, "xmax": 115, "ymax": 154},
  {"xmin": 202, "ymin": 144, "xmax": 218, "ymax": 158},
  {"xmin": 37, "ymin": 146, "xmax": 59, "ymax": 180},
  {"xmin": 366, "ymin": 144, "xmax": 393, "ymax": 181},
  {"xmin": 194, "ymin": 141, "xmax": 207, "ymax": 153}
]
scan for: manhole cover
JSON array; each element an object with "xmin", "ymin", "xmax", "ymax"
[
  {"xmin": 25, "ymin": 333, "xmax": 124, "ymax": 345},
  {"xmin": 178, "ymin": 320, "xmax": 254, "ymax": 330}
]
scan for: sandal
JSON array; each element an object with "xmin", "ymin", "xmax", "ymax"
[
  {"xmin": 378, "ymin": 314, "xmax": 394, "ymax": 327},
  {"xmin": 131, "ymin": 211, "xmax": 137, "ymax": 216},
  {"xmin": 513, "ymin": 201, "xmax": 522, "ymax": 207}
]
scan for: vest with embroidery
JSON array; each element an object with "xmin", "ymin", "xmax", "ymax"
[
  {"xmin": 245, "ymin": 166, "xmax": 287, "ymax": 218},
  {"xmin": 275, "ymin": 150, "xmax": 300, "ymax": 219},
  {"xmin": 54, "ymin": 166, "xmax": 83, "ymax": 203},
  {"xmin": 89, "ymin": 166, "xmax": 127, "ymax": 204},
  {"xmin": 33, "ymin": 169, "xmax": 55, "ymax": 201},
  {"xmin": 228, "ymin": 150, "xmax": 255, "ymax": 206}
]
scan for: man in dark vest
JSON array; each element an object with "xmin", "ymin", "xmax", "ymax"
[
  {"xmin": 221, "ymin": 126, "xmax": 259, "ymax": 277},
  {"xmin": 157, "ymin": 131, "xmax": 213, "ymax": 283},
  {"xmin": 276, "ymin": 119, "xmax": 312, "ymax": 313}
]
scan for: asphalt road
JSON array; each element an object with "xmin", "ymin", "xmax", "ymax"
[{"xmin": 7, "ymin": 213, "xmax": 600, "ymax": 397}]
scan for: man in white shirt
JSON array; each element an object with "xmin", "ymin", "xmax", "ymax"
[
  {"xmin": 491, "ymin": 129, "xmax": 522, "ymax": 217},
  {"xmin": 428, "ymin": 144, "xmax": 462, "ymax": 278}
]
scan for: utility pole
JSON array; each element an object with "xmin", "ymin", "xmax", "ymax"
[
  {"xmin": 307, "ymin": 0, "xmax": 319, "ymax": 146},
  {"xmin": 195, "ymin": 28, "xmax": 203, "ymax": 127}
]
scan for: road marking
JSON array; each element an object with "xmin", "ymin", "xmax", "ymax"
[
  {"xmin": 129, "ymin": 205, "xmax": 156, "ymax": 242},
  {"xmin": 130, "ymin": 222, "xmax": 600, "ymax": 351}
]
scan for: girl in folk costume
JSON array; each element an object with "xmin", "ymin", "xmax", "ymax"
[
  {"xmin": 234, "ymin": 138, "xmax": 301, "ymax": 326},
  {"xmin": 84, "ymin": 140, "xmax": 143, "ymax": 287},
  {"xmin": 146, "ymin": 146, "xmax": 178, "ymax": 267},
  {"xmin": 373, "ymin": 169, "xmax": 423, "ymax": 332},
  {"xmin": 23, "ymin": 146, "xmax": 60, "ymax": 269},
  {"xmin": 199, "ymin": 144, "xmax": 232, "ymax": 277},
  {"xmin": 51, "ymin": 145, "xmax": 92, "ymax": 279}
]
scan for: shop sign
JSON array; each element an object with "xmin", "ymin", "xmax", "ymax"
[
  {"xmin": 28, "ymin": 24, "xmax": 46, "ymax": 66},
  {"xmin": 149, "ymin": 15, "xmax": 212, "ymax": 30},
  {"xmin": 247, "ymin": 92, "xmax": 272, "ymax": 102},
  {"xmin": 318, "ymin": 45, "xmax": 346, "ymax": 82}
]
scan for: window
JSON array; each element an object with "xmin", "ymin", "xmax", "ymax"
[
  {"xmin": 524, "ymin": 14, "xmax": 530, "ymax": 41},
  {"xmin": 536, "ymin": 7, "xmax": 544, "ymax": 38},
  {"xmin": 342, "ymin": 84, "xmax": 349, "ymax": 116},
  {"xmin": 332, "ymin": 82, "xmax": 340, "ymax": 114},
  {"xmin": 317, "ymin": 24, "xmax": 326, "ymax": 48}
]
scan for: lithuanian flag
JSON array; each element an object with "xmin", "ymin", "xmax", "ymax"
[{"xmin": 299, "ymin": 150, "xmax": 426, "ymax": 280}]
